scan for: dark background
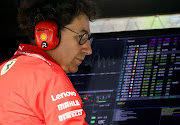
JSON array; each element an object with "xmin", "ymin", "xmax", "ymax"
[
  {"xmin": 1, "ymin": 0, "xmax": 180, "ymax": 37},
  {"xmin": 1, "ymin": 0, "xmax": 180, "ymax": 62}
]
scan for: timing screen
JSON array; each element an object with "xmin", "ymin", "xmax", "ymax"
[{"xmin": 68, "ymin": 33, "xmax": 180, "ymax": 125}]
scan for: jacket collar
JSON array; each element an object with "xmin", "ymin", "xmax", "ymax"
[{"xmin": 15, "ymin": 43, "xmax": 57, "ymax": 64}]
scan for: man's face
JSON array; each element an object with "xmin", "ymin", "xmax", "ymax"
[{"xmin": 48, "ymin": 14, "xmax": 92, "ymax": 73}]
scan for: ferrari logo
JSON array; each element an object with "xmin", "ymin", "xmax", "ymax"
[{"xmin": 1, "ymin": 59, "xmax": 17, "ymax": 76}]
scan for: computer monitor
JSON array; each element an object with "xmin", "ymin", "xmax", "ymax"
[{"xmin": 68, "ymin": 28, "xmax": 180, "ymax": 125}]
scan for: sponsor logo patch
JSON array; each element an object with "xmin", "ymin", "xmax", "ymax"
[
  {"xmin": 1, "ymin": 59, "xmax": 17, "ymax": 76},
  {"xmin": 51, "ymin": 91, "xmax": 77, "ymax": 102},
  {"xmin": 57, "ymin": 100, "xmax": 80, "ymax": 111},
  {"xmin": 58, "ymin": 109, "xmax": 83, "ymax": 122},
  {"xmin": 40, "ymin": 33, "xmax": 47, "ymax": 41}
]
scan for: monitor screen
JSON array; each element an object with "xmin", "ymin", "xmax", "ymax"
[{"xmin": 68, "ymin": 28, "xmax": 180, "ymax": 125}]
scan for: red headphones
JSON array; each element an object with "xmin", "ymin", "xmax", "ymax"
[{"xmin": 35, "ymin": 20, "xmax": 60, "ymax": 50}]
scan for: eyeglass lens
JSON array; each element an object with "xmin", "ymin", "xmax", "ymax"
[{"xmin": 79, "ymin": 33, "xmax": 93, "ymax": 45}]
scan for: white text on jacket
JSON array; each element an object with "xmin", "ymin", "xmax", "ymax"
[
  {"xmin": 51, "ymin": 91, "xmax": 76, "ymax": 102},
  {"xmin": 57, "ymin": 100, "xmax": 80, "ymax": 111},
  {"xmin": 58, "ymin": 109, "xmax": 83, "ymax": 122}
]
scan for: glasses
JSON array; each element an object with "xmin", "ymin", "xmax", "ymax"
[{"xmin": 60, "ymin": 25, "xmax": 93, "ymax": 45}]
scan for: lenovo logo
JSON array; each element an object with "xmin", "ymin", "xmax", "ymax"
[{"xmin": 51, "ymin": 91, "xmax": 77, "ymax": 102}]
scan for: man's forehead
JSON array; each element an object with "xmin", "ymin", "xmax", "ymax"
[
  {"xmin": 66, "ymin": 14, "xmax": 90, "ymax": 34},
  {"xmin": 80, "ymin": 19, "xmax": 90, "ymax": 33}
]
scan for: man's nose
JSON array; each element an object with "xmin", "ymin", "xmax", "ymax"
[{"xmin": 82, "ymin": 40, "xmax": 92, "ymax": 55}]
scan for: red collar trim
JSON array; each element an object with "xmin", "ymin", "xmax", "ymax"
[{"xmin": 15, "ymin": 43, "xmax": 57, "ymax": 64}]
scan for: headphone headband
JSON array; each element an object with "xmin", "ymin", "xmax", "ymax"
[{"xmin": 34, "ymin": 3, "xmax": 60, "ymax": 50}]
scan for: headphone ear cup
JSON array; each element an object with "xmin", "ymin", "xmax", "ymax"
[{"xmin": 35, "ymin": 20, "xmax": 60, "ymax": 50}]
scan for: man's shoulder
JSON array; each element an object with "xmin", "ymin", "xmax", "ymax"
[
  {"xmin": 0, "ymin": 54, "xmax": 67, "ymax": 83},
  {"xmin": 16, "ymin": 54, "xmax": 64, "ymax": 76}
]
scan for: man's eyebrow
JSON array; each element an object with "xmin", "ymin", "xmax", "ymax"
[{"xmin": 81, "ymin": 29, "xmax": 90, "ymax": 34}]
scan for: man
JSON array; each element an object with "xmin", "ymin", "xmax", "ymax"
[{"xmin": 0, "ymin": 0, "xmax": 98, "ymax": 124}]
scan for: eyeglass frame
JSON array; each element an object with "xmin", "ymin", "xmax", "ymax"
[{"xmin": 60, "ymin": 25, "xmax": 93, "ymax": 45}]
